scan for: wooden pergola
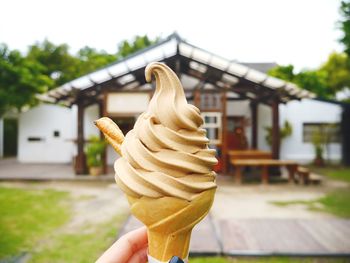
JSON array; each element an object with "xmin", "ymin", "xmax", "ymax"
[{"xmin": 42, "ymin": 33, "xmax": 315, "ymax": 174}]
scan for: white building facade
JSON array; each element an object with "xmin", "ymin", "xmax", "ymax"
[{"xmin": 12, "ymin": 98, "xmax": 343, "ymax": 165}]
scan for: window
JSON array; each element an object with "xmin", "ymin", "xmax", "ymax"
[
  {"xmin": 201, "ymin": 112, "xmax": 222, "ymax": 145},
  {"xmin": 303, "ymin": 123, "xmax": 340, "ymax": 143},
  {"xmin": 53, "ymin": 130, "xmax": 60, "ymax": 137},
  {"xmin": 28, "ymin": 137, "xmax": 43, "ymax": 142},
  {"xmin": 200, "ymin": 93, "xmax": 221, "ymax": 110}
]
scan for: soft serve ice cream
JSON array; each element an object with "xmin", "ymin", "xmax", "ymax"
[{"xmin": 96, "ymin": 62, "xmax": 217, "ymax": 262}]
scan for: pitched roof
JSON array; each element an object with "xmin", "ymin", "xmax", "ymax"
[
  {"xmin": 41, "ymin": 33, "xmax": 315, "ymax": 106},
  {"xmin": 239, "ymin": 62, "xmax": 278, "ymax": 73}
]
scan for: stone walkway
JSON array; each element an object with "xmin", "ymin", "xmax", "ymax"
[{"xmin": 120, "ymin": 215, "xmax": 350, "ymax": 256}]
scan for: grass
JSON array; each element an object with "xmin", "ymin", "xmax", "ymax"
[
  {"xmin": 308, "ymin": 165, "xmax": 350, "ymax": 183},
  {"xmin": 271, "ymin": 188, "xmax": 350, "ymax": 218},
  {"xmin": 0, "ymin": 185, "xmax": 127, "ymax": 263},
  {"xmin": 317, "ymin": 188, "xmax": 350, "ymax": 218},
  {"xmin": 0, "ymin": 187, "xmax": 71, "ymax": 260},
  {"xmin": 30, "ymin": 214, "xmax": 126, "ymax": 263},
  {"xmin": 270, "ymin": 165, "xmax": 350, "ymax": 218}
]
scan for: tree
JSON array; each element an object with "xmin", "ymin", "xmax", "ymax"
[
  {"xmin": 319, "ymin": 52, "xmax": 350, "ymax": 93},
  {"xmin": 268, "ymin": 64, "xmax": 294, "ymax": 82},
  {"xmin": 0, "ymin": 44, "xmax": 52, "ymax": 117},
  {"xmin": 294, "ymin": 70, "xmax": 330, "ymax": 98},
  {"xmin": 339, "ymin": 0, "xmax": 350, "ymax": 56},
  {"xmin": 76, "ymin": 46, "xmax": 118, "ymax": 77},
  {"xmin": 268, "ymin": 64, "xmax": 331, "ymax": 98},
  {"xmin": 26, "ymin": 39, "xmax": 81, "ymax": 87},
  {"xmin": 0, "ymin": 35, "xmax": 158, "ymax": 116},
  {"xmin": 118, "ymin": 35, "xmax": 158, "ymax": 58}
]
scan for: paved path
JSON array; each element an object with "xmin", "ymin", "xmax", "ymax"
[
  {"xmin": 120, "ymin": 215, "xmax": 350, "ymax": 256},
  {"xmin": 0, "ymin": 158, "xmax": 114, "ymax": 181}
]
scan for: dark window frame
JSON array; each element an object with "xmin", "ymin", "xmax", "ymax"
[{"xmin": 303, "ymin": 122, "xmax": 340, "ymax": 143}]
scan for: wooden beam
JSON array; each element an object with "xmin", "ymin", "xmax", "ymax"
[
  {"xmin": 271, "ymin": 99, "xmax": 280, "ymax": 159},
  {"xmin": 75, "ymin": 101, "xmax": 86, "ymax": 174},
  {"xmin": 221, "ymin": 91, "xmax": 228, "ymax": 174},
  {"xmin": 251, "ymin": 102, "xmax": 258, "ymax": 149}
]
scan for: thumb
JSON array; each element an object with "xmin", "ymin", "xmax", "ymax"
[{"xmin": 127, "ymin": 246, "xmax": 148, "ymax": 263}]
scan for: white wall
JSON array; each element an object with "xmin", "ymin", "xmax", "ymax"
[
  {"xmin": 18, "ymin": 104, "xmax": 75, "ymax": 163},
  {"xmin": 84, "ymin": 104, "xmax": 100, "ymax": 140},
  {"xmin": 280, "ymin": 99, "xmax": 342, "ymax": 163}
]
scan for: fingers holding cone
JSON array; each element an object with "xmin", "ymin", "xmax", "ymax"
[{"xmin": 94, "ymin": 117, "xmax": 124, "ymax": 156}]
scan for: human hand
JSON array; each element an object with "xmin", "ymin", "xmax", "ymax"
[{"xmin": 96, "ymin": 227, "xmax": 148, "ymax": 263}]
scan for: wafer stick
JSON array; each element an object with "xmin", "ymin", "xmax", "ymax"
[{"xmin": 94, "ymin": 117, "xmax": 124, "ymax": 156}]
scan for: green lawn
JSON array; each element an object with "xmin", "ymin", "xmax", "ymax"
[
  {"xmin": 0, "ymin": 186, "xmax": 127, "ymax": 263},
  {"xmin": 0, "ymin": 187, "xmax": 71, "ymax": 260},
  {"xmin": 30, "ymin": 214, "xmax": 126, "ymax": 263},
  {"xmin": 309, "ymin": 166, "xmax": 350, "ymax": 183}
]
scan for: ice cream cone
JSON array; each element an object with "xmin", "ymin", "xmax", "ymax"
[
  {"xmin": 127, "ymin": 189, "xmax": 216, "ymax": 261},
  {"xmin": 95, "ymin": 62, "xmax": 218, "ymax": 262}
]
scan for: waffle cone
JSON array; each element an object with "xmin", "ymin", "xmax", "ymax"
[{"xmin": 126, "ymin": 189, "xmax": 215, "ymax": 261}]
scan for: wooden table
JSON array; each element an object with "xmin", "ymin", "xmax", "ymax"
[
  {"xmin": 230, "ymin": 158, "xmax": 298, "ymax": 184},
  {"xmin": 228, "ymin": 149, "xmax": 272, "ymax": 160}
]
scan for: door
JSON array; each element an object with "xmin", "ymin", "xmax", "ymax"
[
  {"xmin": 4, "ymin": 118, "xmax": 18, "ymax": 157},
  {"xmin": 227, "ymin": 116, "xmax": 248, "ymax": 150}
]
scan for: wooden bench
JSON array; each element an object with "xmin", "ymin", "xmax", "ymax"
[
  {"xmin": 228, "ymin": 150, "xmax": 272, "ymax": 160},
  {"xmin": 296, "ymin": 166, "xmax": 310, "ymax": 185},
  {"xmin": 230, "ymin": 159, "xmax": 298, "ymax": 184}
]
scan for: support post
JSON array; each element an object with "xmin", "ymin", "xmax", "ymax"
[
  {"xmin": 221, "ymin": 91, "xmax": 228, "ymax": 174},
  {"xmin": 194, "ymin": 89, "xmax": 200, "ymax": 108},
  {"xmin": 271, "ymin": 99, "xmax": 280, "ymax": 159},
  {"xmin": 251, "ymin": 102, "xmax": 258, "ymax": 149},
  {"xmin": 76, "ymin": 102, "xmax": 86, "ymax": 174},
  {"xmin": 99, "ymin": 93, "xmax": 108, "ymax": 174}
]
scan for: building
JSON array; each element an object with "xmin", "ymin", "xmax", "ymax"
[{"xmin": 1, "ymin": 33, "xmax": 348, "ymax": 173}]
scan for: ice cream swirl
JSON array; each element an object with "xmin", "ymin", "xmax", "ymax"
[{"xmin": 115, "ymin": 62, "xmax": 217, "ymax": 201}]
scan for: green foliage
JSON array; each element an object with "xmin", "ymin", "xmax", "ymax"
[
  {"xmin": 294, "ymin": 70, "xmax": 329, "ymax": 98},
  {"xmin": 0, "ymin": 43, "xmax": 53, "ymax": 116},
  {"xmin": 26, "ymin": 40, "xmax": 79, "ymax": 87},
  {"xmin": 85, "ymin": 135, "xmax": 106, "ymax": 167},
  {"xmin": 118, "ymin": 35, "xmax": 158, "ymax": 58},
  {"xmin": 311, "ymin": 129, "xmax": 325, "ymax": 161},
  {"xmin": 0, "ymin": 35, "xmax": 158, "ymax": 117},
  {"xmin": 268, "ymin": 2, "xmax": 350, "ymax": 101},
  {"xmin": 264, "ymin": 120, "xmax": 292, "ymax": 146},
  {"xmin": 268, "ymin": 64, "xmax": 294, "ymax": 82},
  {"xmin": 339, "ymin": 0, "xmax": 350, "ymax": 56},
  {"xmin": 319, "ymin": 52, "xmax": 350, "ymax": 93},
  {"xmin": 268, "ymin": 64, "xmax": 331, "ymax": 99},
  {"xmin": 0, "ymin": 187, "xmax": 70, "ymax": 260},
  {"xmin": 76, "ymin": 46, "xmax": 118, "ymax": 77},
  {"xmin": 268, "ymin": 51, "xmax": 350, "ymax": 100}
]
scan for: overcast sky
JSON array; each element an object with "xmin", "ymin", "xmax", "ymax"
[{"xmin": 0, "ymin": 0, "xmax": 342, "ymax": 71}]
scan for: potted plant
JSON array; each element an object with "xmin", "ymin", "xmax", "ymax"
[
  {"xmin": 311, "ymin": 130, "xmax": 325, "ymax": 166},
  {"xmin": 85, "ymin": 135, "xmax": 106, "ymax": 176},
  {"xmin": 264, "ymin": 120, "xmax": 293, "ymax": 147}
]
